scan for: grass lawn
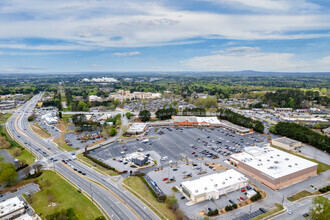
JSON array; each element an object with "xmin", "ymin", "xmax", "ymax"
[
  {"xmin": 251, "ymin": 203, "xmax": 284, "ymax": 220},
  {"xmin": 61, "ymin": 114, "xmax": 74, "ymax": 125},
  {"xmin": 0, "ymin": 113, "xmax": 13, "ymax": 123},
  {"xmin": 25, "ymin": 170, "xmax": 105, "ymax": 220},
  {"xmin": 122, "ymin": 176, "xmax": 177, "ymax": 220},
  {"xmin": 1, "ymin": 126, "xmax": 35, "ymax": 165},
  {"xmin": 287, "ymin": 190, "xmax": 320, "ymax": 202},
  {"xmin": 30, "ymin": 123, "xmax": 51, "ymax": 138},
  {"xmin": 77, "ymin": 153, "xmax": 118, "ymax": 176},
  {"xmin": 271, "ymin": 145, "xmax": 330, "ymax": 173}
]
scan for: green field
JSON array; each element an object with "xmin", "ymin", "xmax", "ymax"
[{"xmin": 26, "ymin": 170, "xmax": 105, "ymax": 220}]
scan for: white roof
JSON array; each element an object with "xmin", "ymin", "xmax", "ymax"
[
  {"xmin": 196, "ymin": 117, "xmax": 221, "ymax": 125},
  {"xmin": 0, "ymin": 197, "xmax": 24, "ymax": 217},
  {"xmin": 182, "ymin": 169, "xmax": 248, "ymax": 196},
  {"xmin": 230, "ymin": 146, "xmax": 317, "ymax": 179},
  {"xmin": 15, "ymin": 214, "xmax": 33, "ymax": 220},
  {"xmin": 127, "ymin": 123, "xmax": 147, "ymax": 132}
]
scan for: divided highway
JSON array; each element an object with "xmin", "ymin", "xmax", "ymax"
[{"xmin": 6, "ymin": 94, "xmax": 159, "ymax": 220}]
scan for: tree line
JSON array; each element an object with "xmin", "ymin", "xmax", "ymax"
[
  {"xmin": 263, "ymin": 89, "xmax": 329, "ymax": 109},
  {"xmin": 270, "ymin": 122, "xmax": 330, "ymax": 153},
  {"xmin": 217, "ymin": 108, "xmax": 264, "ymax": 133}
]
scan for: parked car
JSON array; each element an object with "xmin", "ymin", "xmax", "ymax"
[
  {"xmin": 163, "ymin": 178, "xmax": 168, "ymax": 181},
  {"xmin": 241, "ymin": 189, "xmax": 246, "ymax": 192},
  {"xmin": 240, "ymin": 197, "xmax": 245, "ymax": 201}
]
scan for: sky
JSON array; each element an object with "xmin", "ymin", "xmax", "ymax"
[{"xmin": 1, "ymin": 0, "xmax": 330, "ymax": 73}]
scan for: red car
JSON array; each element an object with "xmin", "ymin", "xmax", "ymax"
[
  {"xmin": 163, "ymin": 178, "xmax": 168, "ymax": 181},
  {"xmin": 192, "ymin": 152, "xmax": 195, "ymax": 154},
  {"xmin": 240, "ymin": 197, "xmax": 245, "ymax": 201},
  {"xmin": 122, "ymin": 146, "xmax": 125, "ymax": 148},
  {"xmin": 241, "ymin": 189, "xmax": 246, "ymax": 192}
]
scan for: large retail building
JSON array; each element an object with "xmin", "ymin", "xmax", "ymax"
[
  {"xmin": 181, "ymin": 169, "xmax": 248, "ymax": 203},
  {"xmin": 229, "ymin": 146, "xmax": 317, "ymax": 190}
]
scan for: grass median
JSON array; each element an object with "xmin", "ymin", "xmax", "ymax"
[
  {"xmin": 123, "ymin": 176, "xmax": 177, "ymax": 220},
  {"xmin": 30, "ymin": 123, "xmax": 51, "ymax": 138},
  {"xmin": 251, "ymin": 203, "xmax": 284, "ymax": 220},
  {"xmin": 25, "ymin": 170, "xmax": 105, "ymax": 220},
  {"xmin": 77, "ymin": 153, "xmax": 118, "ymax": 176},
  {"xmin": 287, "ymin": 190, "xmax": 320, "ymax": 202}
]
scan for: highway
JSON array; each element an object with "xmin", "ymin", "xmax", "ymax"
[{"xmin": 6, "ymin": 93, "xmax": 159, "ymax": 220}]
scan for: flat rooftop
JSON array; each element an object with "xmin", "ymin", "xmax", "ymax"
[
  {"xmin": 0, "ymin": 197, "xmax": 25, "ymax": 217},
  {"xmin": 173, "ymin": 116, "xmax": 198, "ymax": 122},
  {"xmin": 230, "ymin": 146, "xmax": 317, "ymax": 179},
  {"xmin": 182, "ymin": 169, "xmax": 248, "ymax": 196},
  {"xmin": 127, "ymin": 123, "xmax": 147, "ymax": 132},
  {"xmin": 220, "ymin": 120, "xmax": 250, "ymax": 132},
  {"xmin": 196, "ymin": 117, "xmax": 221, "ymax": 125},
  {"xmin": 272, "ymin": 137, "xmax": 301, "ymax": 146}
]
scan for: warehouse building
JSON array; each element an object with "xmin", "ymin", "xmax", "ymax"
[
  {"xmin": 229, "ymin": 146, "xmax": 317, "ymax": 190},
  {"xmin": 181, "ymin": 169, "xmax": 248, "ymax": 203},
  {"xmin": 271, "ymin": 137, "xmax": 302, "ymax": 151},
  {"xmin": 0, "ymin": 197, "xmax": 26, "ymax": 219},
  {"xmin": 126, "ymin": 123, "xmax": 148, "ymax": 134}
]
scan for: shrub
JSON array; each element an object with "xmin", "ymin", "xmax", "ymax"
[
  {"xmin": 225, "ymin": 205, "xmax": 233, "ymax": 211},
  {"xmin": 232, "ymin": 203, "xmax": 238, "ymax": 209},
  {"xmin": 250, "ymin": 191, "xmax": 262, "ymax": 202},
  {"xmin": 207, "ymin": 209, "xmax": 219, "ymax": 216},
  {"xmin": 318, "ymin": 185, "xmax": 330, "ymax": 193}
]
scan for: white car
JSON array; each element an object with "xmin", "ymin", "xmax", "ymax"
[{"xmin": 288, "ymin": 210, "xmax": 292, "ymax": 215}]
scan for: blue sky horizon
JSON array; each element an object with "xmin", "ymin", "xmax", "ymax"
[{"xmin": 1, "ymin": 0, "xmax": 330, "ymax": 73}]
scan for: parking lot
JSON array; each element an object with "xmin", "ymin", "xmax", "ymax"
[
  {"xmin": 89, "ymin": 126, "xmax": 267, "ymax": 175},
  {"xmin": 148, "ymin": 164, "xmax": 255, "ymax": 216},
  {"xmin": 65, "ymin": 130, "xmax": 103, "ymax": 149}
]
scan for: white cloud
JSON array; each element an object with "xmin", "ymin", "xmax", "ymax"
[
  {"xmin": 182, "ymin": 46, "xmax": 330, "ymax": 72},
  {"xmin": 0, "ymin": 0, "xmax": 328, "ymax": 50},
  {"xmin": 202, "ymin": 0, "xmax": 321, "ymax": 12},
  {"xmin": 113, "ymin": 51, "xmax": 140, "ymax": 56}
]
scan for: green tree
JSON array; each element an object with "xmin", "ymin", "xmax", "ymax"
[
  {"xmin": 139, "ymin": 110, "xmax": 151, "ymax": 122},
  {"xmin": 108, "ymin": 128, "xmax": 117, "ymax": 136},
  {"xmin": 288, "ymin": 97, "xmax": 295, "ymax": 108},
  {"xmin": 0, "ymin": 163, "xmax": 17, "ymax": 186},
  {"xmin": 309, "ymin": 196, "xmax": 329, "ymax": 220},
  {"xmin": 114, "ymin": 99, "xmax": 121, "ymax": 107},
  {"xmin": 165, "ymin": 195, "xmax": 178, "ymax": 210},
  {"xmin": 125, "ymin": 112, "xmax": 132, "ymax": 119}
]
